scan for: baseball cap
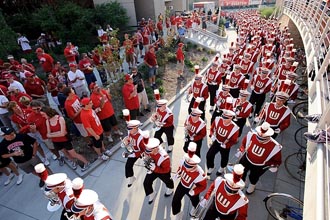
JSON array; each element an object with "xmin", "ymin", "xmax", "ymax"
[
  {"xmin": 0, "ymin": 127, "xmax": 14, "ymax": 135},
  {"xmin": 81, "ymin": 98, "xmax": 91, "ymax": 106},
  {"xmin": 125, "ymin": 74, "xmax": 132, "ymax": 81}
]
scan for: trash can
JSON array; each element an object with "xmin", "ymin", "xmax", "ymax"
[{"xmin": 225, "ymin": 21, "xmax": 230, "ymax": 28}]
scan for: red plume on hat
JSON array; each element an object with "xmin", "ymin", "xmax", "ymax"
[
  {"xmin": 122, "ymin": 109, "xmax": 130, "ymax": 122},
  {"xmin": 214, "ymin": 53, "xmax": 220, "ymax": 62},
  {"xmin": 233, "ymin": 166, "xmax": 244, "ymax": 183},
  {"xmin": 187, "ymin": 142, "xmax": 197, "ymax": 158},
  {"xmin": 224, "ymin": 97, "xmax": 234, "ymax": 111},
  {"xmin": 72, "ymin": 178, "xmax": 84, "ymax": 198},
  {"xmin": 142, "ymin": 131, "xmax": 150, "ymax": 144},
  {"xmin": 194, "ymin": 65, "xmax": 200, "ymax": 74},
  {"xmin": 290, "ymin": 51, "xmax": 295, "ymax": 58},
  {"xmin": 34, "ymin": 163, "xmax": 48, "ymax": 181},
  {"xmin": 154, "ymin": 89, "xmax": 160, "ymax": 100},
  {"xmin": 231, "ymin": 42, "xmax": 234, "ymax": 47},
  {"xmin": 279, "ymin": 79, "xmax": 291, "ymax": 93}
]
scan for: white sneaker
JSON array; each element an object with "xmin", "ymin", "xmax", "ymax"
[
  {"xmin": 104, "ymin": 150, "xmax": 113, "ymax": 157},
  {"xmin": 167, "ymin": 145, "xmax": 173, "ymax": 153},
  {"xmin": 107, "ymin": 135, "xmax": 113, "ymax": 142},
  {"xmin": 148, "ymin": 192, "xmax": 156, "ymax": 204},
  {"xmin": 4, "ymin": 173, "xmax": 15, "ymax": 186},
  {"xmin": 114, "ymin": 130, "xmax": 124, "ymax": 136},
  {"xmin": 164, "ymin": 188, "xmax": 173, "ymax": 197},
  {"xmin": 127, "ymin": 176, "xmax": 136, "ymax": 187},
  {"xmin": 172, "ymin": 211, "xmax": 183, "ymax": 220},
  {"xmin": 43, "ymin": 158, "xmax": 50, "ymax": 166},
  {"xmin": 246, "ymin": 184, "xmax": 256, "ymax": 195},
  {"xmin": 16, "ymin": 174, "xmax": 23, "ymax": 185},
  {"xmin": 99, "ymin": 154, "xmax": 109, "ymax": 161},
  {"xmin": 52, "ymin": 154, "xmax": 57, "ymax": 160},
  {"xmin": 216, "ymin": 167, "xmax": 224, "ymax": 176},
  {"xmin": 207, "ymin": 167, "xmax": 214, "ymax": 175}
]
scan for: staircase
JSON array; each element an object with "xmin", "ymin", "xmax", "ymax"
[{"xmin": 185, "ymin": 27, "xmax": 228, "ymax": 52}]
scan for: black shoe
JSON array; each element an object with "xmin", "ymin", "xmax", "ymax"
[
  {"xmin": 144, "ymin": 108, "xmax": 151, "ymax": 113},
  {"xmin": 139, "ymin": 112, "xmax": 144, "ymax": 116},
  {"xmin": 39, "ymin": 180, "xmax": 45, "ymax": 188}
]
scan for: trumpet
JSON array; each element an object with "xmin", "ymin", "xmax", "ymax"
[
  {"xmin": 44, "ymin": 189, "xmax": 62, "ymax": 212},
  {"xmin": 64, "ymin": 213, "xmax": 81, "ymax": 220},
  {"xmin": 120, "ymin": 136, "xmax": 134, "ymax": 158},
  {"xmin": 190, "ymin": 192, "xmax": 215, "ymax": 220},
  {"xmin": 150, "ymin": 113, "xmax": 164, "ymax": 131},
  {"xmin": 142, "ymin": 153, "xmax": 155, "ymax": 171}
]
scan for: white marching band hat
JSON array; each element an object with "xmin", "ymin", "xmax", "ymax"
[
  {"xmin": 255, "ymin": 122, "xmax": 274, "ymax": 137},
  {"xmin": 45, "ymin": 173, "xmax": 67, "ymax": 188},
  {"xmin": 224, "ymin": 164, "xmax": 245, "ymax": 191},
  {"xmin": 127, "ymin": 120, "xmax": 141, "ymax": 129},
  {"xmin": 145, "ymin": 137, "xmax": 160, "ymax": 149},
  {"xmin": 72, "ymin": 189, "xmax": 99, "ymax": 213}
]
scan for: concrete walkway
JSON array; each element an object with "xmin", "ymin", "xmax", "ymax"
[{"xmin": 0, "ymin": 29, "xmax": 304, "ymax": 220}]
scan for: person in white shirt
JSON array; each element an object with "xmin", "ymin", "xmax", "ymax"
[
  {"xmin": 0, "ymin": 95, "xmax": 13, "ymax": 129},
  {"xmin": 17, "ymin": 33, "xmax": 32, "ymax": 53},
  {"xmin": 67, "ymin": 63, "xmax": 89, "ymax": 98},
  {"xmin": 5, "ymin": 73, "xmax": 26, "ymax": 93}
]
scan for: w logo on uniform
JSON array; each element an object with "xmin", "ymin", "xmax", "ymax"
[
  {"xmin": 251, "ymin": 144, "xmax": 265, "ymax": 157},
  {"xmin": 217, "ymin": 193, "xmax": 230, "ymax": 207},
  {"xmin": 181, "ymin": 171, "xmax": 192, "ymax": 183},
  {"xmin": 256, "ymin": 81, "xmax": 264, "ymax": 88},
  {"xmin": 269, "ymin": 111, "xmax": 279, "ymax": 120},
  {"xmin": 231, "ymin": 78, "xmax": 238, "ymax": 83},
  {"xmin": 193, "ymin": 88, "xmax": 200, "ymax": 94},
  {"xmin": 217, "ymin": 127, "xmax": 228, "ymax": 137}
]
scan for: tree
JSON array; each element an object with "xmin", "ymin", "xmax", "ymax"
[
  {"xmin": 0, "ymin": 10, "xmax": 19, "ymax": 59},
  {"xmin": 93, "ymin": 2, "xmax": 129, "ymax": 29}
]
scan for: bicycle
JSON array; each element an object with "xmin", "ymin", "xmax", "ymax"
[
  {"xmin": 264, "ymin": 193, "xmax": 303, "ymax": 220},
  {"xmin": 291, "ymin": 101, "xmax": 308, "ymax": 126},
  {"xmin": 284, "ymin": 146, "xmax": 306, "ymax": 182},
  {"xmin": 294, "ymin": 126, "xmax": 307, "ymax": 149}
]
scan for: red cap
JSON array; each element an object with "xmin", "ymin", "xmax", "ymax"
[
  {"xmin": 69, "ymin": 63, "xmax": 77, "ymax": 68},
  {"xmin": 125, "ymin": 74, "xmax": 132, "ymax": 81},
  {"xmin": 89, "ymin": 82, "xmax": 97, "ymax": 90},
  {"xmin": 81, "ymin": 98, "xmax": 91, "ymax": 106},
  {"xmin": 3, "ymin": 73, "xmax": 13, "ymax": 79},
  {"xmin": 35, "ymin": 48, "xmax": 43, "ymax": 53},
  {"xmin": 25, "ymin": 71, "xmax": 34, "ymax": 77},
  {"xmin": 178, "ymin": 42, "xmax": 184, "ymax": 47}
]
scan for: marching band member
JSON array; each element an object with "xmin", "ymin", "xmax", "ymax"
[
  {"xmin": 236, "ymin": 122, "xmax": 282, "ymax": 194},
  {"xmin": 151, "ymin": 99, "xmax": 175, "ymax": 153},
  {"xmin": 34, "ymin": 164, "xmax": 75, "ymax": 220},
  {"xmin": 171, "ymin": 142, "xmax": 207, "ymax": 219},
  {"xmin": 211, "ymin": 85, "xmax": 232, "ymax": 124},
  {"xmin": 121, "ymin": 115, "xmax": 147, "ymax": 188},
  {"xmin": 234, "ymin": 90, "xmax": 253, "ymax": 137},
  {"xmin": 271, "ymin": 72, "xmax": 299, "ymax": 104},
  {"xmin": 71, "ymin": 189, "xmax": 113, "ymax": 220},
  {"xmin": 249, "ymin": 67, "xmax": 272, "ymax": 117},
  {"xmin": 254, "ymin": 91, "xmax": 291, "ymax": 139},
  {"xmin": 187, "ymin": 72, "xmax": 209, "ymax": 120},
  {"xmin": 273, "ymin": 56, "xmax": 295, "ymax": 80},
  {"xmin": 143, "ymin": 138, "xmax": 174, "ymax": 204},
  {"xmin": 205, "ymin": 62, "xmax": 223, "ymax": 113},
  {"xmin": 228, "ymin": 65, "xmax": 245, "ymax": 98},
  {"xmin": 183, "ymin": 108, "xmax": 207, "ymax": 157},
  {"xmin": 198, "ymin": 164, "xmax": 249, "ymax": 220},
  {"xmin": 238, "ymin": 53, "xmax": 254, "ymax": 79},
  {"xmin": 206, "ymin": 99, "xmax": 239, "ymax": 176}
]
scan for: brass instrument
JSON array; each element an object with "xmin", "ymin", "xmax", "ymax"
[
  {"xmin": 190, "ymin": 192, "xmax": 215, "ymax": 220},
  {"xmin": 142, "ymin": 153, "xmax": 155, "ymax": 172},
  {"xmin": 44, "ymin": 189, "xmax": 62, "ymax": 212},
  {"xmin": 150, "ymin": 113, "xmax": 164, "ymax": 132},
  {"xmin": 64, "ymin": 213, "xmax": 81, "ymax": 220},
  {"xmin": 120, "ymin": 136, "xmax": 134, "ymax": 158}
]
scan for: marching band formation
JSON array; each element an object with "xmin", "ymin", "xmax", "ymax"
[{"xmin": 35, "ymin": 10, "xmax": 303, "ymax": 220}]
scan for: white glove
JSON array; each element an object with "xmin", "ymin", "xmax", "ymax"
[
  {"xmin": 235, "ymin": 150, "xmax": 243, "ymax": 158},
  {"xmin": 149, "ymin": 162, "xmax": 156, "ymax": 171},
  {"xmin": 254, "ymin": 117, "xmax": 260, "ymax": 123},
  {"xmin": 190, "ymin": 136, "xmax": 194, "ymax": 141},
  {"xmin": 220, "ymin": 142, "xmax": 226, "ymax": 148},
  {"xmin": 95, "ymin": 107, "xmax": 101, "ymax": 113},
  {"xmin": 274, "ymin": 128, "xmax": 281, "ymax": 134},
  {"xmin": 155, "ymin": 121, "xmax": 162, "ymax": 127},
  {"xmin": 260, "ymin": 89, "xmax": 264, "ymax": 93},
  {"xmin": 199, "ymin": 97, "xmax": 205, "ymax": 101},
  {"xmin": 189, "ymin": 190, "xmax": 195, "ymax": 196},
  {"xmin": 211, "ymin": 134, "xmax": 216, "ymax": 142},
  {"xmin": 235, "ymin": 110, "xmax": 240, "ymax": 115},
  {"xmin": 269, "ymin": 166, "xmax": 278, "ymax": 173},
  {"xmin": 199, "ymin": 199, "xmax": 208, "ymax": 208},
  {"xmin": 250, "ymin": 85, "xmax": 255, "ymax": 91},
  {"xmin": 172, "ymin": 174, "xmax": 180, "ymax": 181}
]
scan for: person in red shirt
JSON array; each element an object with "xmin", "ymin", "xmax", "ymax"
[
  {"xmin": 7, "ymin": 86, "xmax": 32, "ymax": 109},
  {"xmin": 176, "ymin": 42, "xmax": 185, "ymax": 80},
  {"xmin": 27, "ymin": 100, "xmax": 61, "ymax": 165},
  {"xmin": 7, "ymin": 55, "xmax": 20, "ymax": 71},
  {"xmin": 123, "ymin": 34, "xmax": 135, "ymax": 69},
  {"xmin": 35, "ymin": 48, "xmax": 54, "ymax": 73},
  {"xmin": 44, "ymin": 107, "xmax": 90, "ymax": 171},
  {"xmin": 156, "ymin": 19, "xmax": 163, "ymax": 36},
  {"xmin": 89, "ymin": 82, "xmax": 123, "ymax": 142},
  {"xmin": 80, "ymin": 98, "xmax": 112, "ymax": 161},
  {"xmin": 144, "ymin": 46, "xmax": 158, "ymax": 89},
  {"xmin": 24, "ymin": 71, "xmax": 48, "ymax": 105},
  {"xmin": 122, "ymin": 74, "xmax": 140, "ymax": 120},
  {"xmin": 78, "ymin": 53, "xmax": 96, "ymax": 86},
  {"xmin": 63, "ymin": 87, "xmax": 88, "ymax": 138},
  {"xmin": 20, "ymin": 58, "xmax": 35, "ymax": 74},
  {"xmin": 64, "ymin": 42, "xmax": 78, "ymax": 64},
  {"xmin": 47, "ymin": 74, "xmax": 60, "ymax": 106}
]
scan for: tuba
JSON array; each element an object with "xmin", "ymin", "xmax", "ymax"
[
  {"xmin": 44, "ymin": 189, "xmax": 62, "ymax": 212},
  {"xmin": 190, "ymin": 192, "xmax": 215, "ymax": 220},
  {"xmin": 120, "ymin": 136, "xmax": 134, "ymax": 158}
]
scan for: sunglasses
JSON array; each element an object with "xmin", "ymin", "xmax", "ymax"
[{"xmin": 32, "ymin": 107, "xmax": 42, "ymax": 111}]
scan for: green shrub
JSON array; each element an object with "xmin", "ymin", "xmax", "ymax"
[
  {"xmin": 158, "ymin": 86, "xmax": 165, "ymax": 95},
  {"xmin": 184, "ymin": 59, "xmax": 194, "ymax": 68},
  {"xmin": 259, "ymin": 7, "xmax": 275, "ymax": 19},
  {"xmin": 0, "ymin": 11, "xmax": 19, "ymax": 59},
  {"xmin": 166, "ymin": 52, "xmax": 177, "ymax": 63},
  {"xmin": 155, "ymin": 78, "xmax": 163, "ymax": 86},
  {"xmin": 197, "ymin": 47, "xmax": 204, "ymax": 52},
  {"xmin": 201, "ymin": 57, "xmax": 208, "ymax": 62},
  {"xmin": 145, "ymin": 87, "xmax": 154, "ymax": 101}
]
